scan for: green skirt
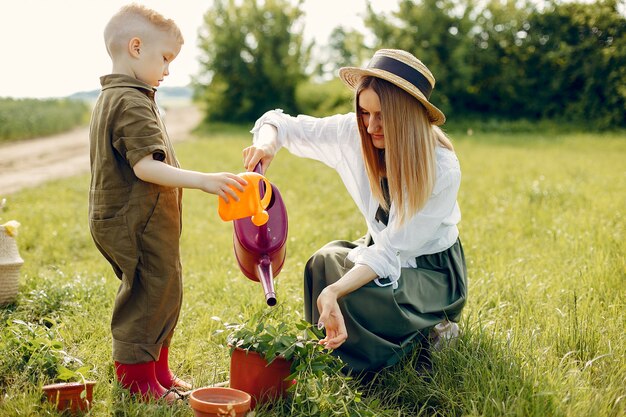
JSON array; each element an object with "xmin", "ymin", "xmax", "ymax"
[{"xmin": 304, "ymin": 237, "xmax": 467, "ymax": 372}]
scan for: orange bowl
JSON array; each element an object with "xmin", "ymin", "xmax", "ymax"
[{"xmin": 188, "ymin": 386, "xmax": 251, "ymax": 417}]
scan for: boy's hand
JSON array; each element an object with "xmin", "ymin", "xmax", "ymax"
[
  {"xmin": 201, "ymin": 172, "xmax": 247, "ymax": 202},
  {"xmin": 133, "ymin": 155, "xmax": 246, "ymax": 199}
]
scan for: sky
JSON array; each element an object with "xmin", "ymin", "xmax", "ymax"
[{"xmin": 0, "ymin": 0, "xmax": 398, "ymax": 99}]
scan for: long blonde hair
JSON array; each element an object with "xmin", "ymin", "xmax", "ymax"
[{"xmin": 356, "ymin": 76, "xmax": 454, "ymax": 226}]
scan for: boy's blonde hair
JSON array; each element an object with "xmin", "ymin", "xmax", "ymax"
[
  {"xmin": 356, "ymin": 76, "xmax": 454, "ymax": 226},
  {"xmin": 104, "ymin": 3, "xmax": 183, "ymax": 57}
]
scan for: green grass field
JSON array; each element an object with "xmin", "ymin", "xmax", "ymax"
[
  {"xmin": 0, "ymin": 98, "xmax": 89, "ymax": 143},
  {"xmin": 0, "ymin": 127, "xmax": 624, "ymax": 416}
]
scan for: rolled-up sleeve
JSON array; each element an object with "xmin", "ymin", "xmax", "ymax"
[
  {"xmin": 348, "ymin": 167, "xmax": 461, "ymax": 287},
  {"xmin": 113, "ymin": 103, "xmax": 167, "ymax": 167}
]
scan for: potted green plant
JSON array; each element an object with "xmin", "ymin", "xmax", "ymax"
[
  {"xmin": 226, "ymin": 319, "xmax": 300, "ymax": 408},
  {"xmin": 221, "ymin": 310, "xmax": 357, "ymax": 411},
  {"xmin": 33, "ymin": 319, "xmax": 96, "ymax": 414},
  {"xmin": 1, "ymin": 317, "xmax": 96, "ymax": 414},
  {"xmin": 42, "ymin": 363, "xmax": 96, "ymax": 414}
]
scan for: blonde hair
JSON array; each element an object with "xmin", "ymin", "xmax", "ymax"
[
  {"xmin": 356, "ymin": 77, "xmax": 454, "ymax": 226},
  {"xmin": 104, "ymin": 3, "xmax": 183, "ymax": 57}
]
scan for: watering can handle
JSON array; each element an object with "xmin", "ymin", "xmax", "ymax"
[
  {"xmin": 254, "ymin": 161, "xmax": 271, "ymax": 203},
  {"xmin": 259, "ymin": 177, "xmax": 272, "ymax": 209}
]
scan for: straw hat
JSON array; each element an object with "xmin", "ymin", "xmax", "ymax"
[{"xmin": 339, "ymin": 49, "xmax": 446, "ymax": 125}]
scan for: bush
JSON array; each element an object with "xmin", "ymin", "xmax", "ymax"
[
  {"xmin": 363, "ymin": 0, "xmax": 626, "ymax": 129},
  {"xmin": 296, "ymin": 79, "xmax": 354, "ymax": 117}
]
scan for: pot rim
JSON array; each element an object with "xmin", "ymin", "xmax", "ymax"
[
  {"xmin": 188, "ymin": 386, "xmax": 251, "ymax": 413},
  {"xmin": 230, "ymin": 345, "xmax": 292, "ymax": 363},
  {"xmin": 42, "ymin": 381, "xmax": 97, "ymax": 391}
]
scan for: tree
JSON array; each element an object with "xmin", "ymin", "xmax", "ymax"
[
  {"xmin": 314, "ymin": 26, "xmax": 370, "ymax": 77},
  {"xmin": 465, "ymin": 0, "xmax": 626, "ymax": 126},
  {"xmin": 362, "ymin": 0, "xmax": 626, "ymax": 126},
  {"xmin": 364, "ymin": 0, "xmax": 479, "ymax": 118},
  {"xmin": 194, "ymin": 0, "xmax": 310, "ymax": 122},
  {"xmin": 465, "ymin": 0, "xmax": 537, "ymax": 118},
  {"xmin": 522, "ymin": 0, "xmax": 626, "ymax": 127}
]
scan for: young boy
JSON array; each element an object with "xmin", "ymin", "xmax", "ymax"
[{"xmin": 89, "ymin": 4, "xmax": 246, "ymax": 403}]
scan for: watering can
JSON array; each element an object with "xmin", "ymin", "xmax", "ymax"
[
  {"xmin": 218, "ymin": 172, "xmax": 272, "ymax": 226},
  {"xmin": 228, "ymin": 163, "xmax": 288, "ymax": 306}
]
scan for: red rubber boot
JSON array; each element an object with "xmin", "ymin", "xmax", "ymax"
[
  {"xmin": 155, "ymin": 347, "xmax": 193, "ymax": 391},
  {"xmin": 115, "ymin": 361, "xmax": 179, "ymax": 403}
]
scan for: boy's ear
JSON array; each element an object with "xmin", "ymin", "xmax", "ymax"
[{"xmin": 128, "ymin": 37, "xmax": 142, "ymax": 58}]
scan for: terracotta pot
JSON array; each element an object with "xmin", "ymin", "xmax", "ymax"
[
  {"xmin": 188, "ymin": 386, "xmax": 251, "ymax": 417},
  {"xmin": 42, "ymin": 381, "xmax": 96, "ymax": 414},
  {"xmin": 229, "ymin": 347, "xmax": 295, "ymax": 408}
]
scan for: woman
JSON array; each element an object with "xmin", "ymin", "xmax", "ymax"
[{"xmin": 243, "ymin": 49, "xmax": 467, "ymax": 372}]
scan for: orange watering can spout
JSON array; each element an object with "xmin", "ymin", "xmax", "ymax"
[{"xmin": 218, "ymin": 172, "xmax": 272, "ymax": 226}]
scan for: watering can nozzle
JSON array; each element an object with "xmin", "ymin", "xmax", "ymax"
[
  {"xmin": 266, "ymin": 294, "xmax": 277, "ymax": 307},
  {"xmin": 257, "ymin": 256, "xmax": 276, "ymax": 307}
]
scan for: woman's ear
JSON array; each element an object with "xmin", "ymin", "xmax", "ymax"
[{"xmin": 128, "ymin": 37, "xmax": 142, "ymax": 58}]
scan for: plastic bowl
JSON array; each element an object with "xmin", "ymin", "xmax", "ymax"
[{"xmin": 188, "ymin": 386, "xmax": 251, "ymax": 417}]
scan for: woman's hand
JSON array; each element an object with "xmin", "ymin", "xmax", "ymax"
[
  {"xmin": 243, "ymin": 123, "xmax": 279, "ymax": 173},
  {"xmin": 242, "ymin": 145, "xmax": 274, "ymax": 174},
  {"xmin": 316, "ymin": 286, "xmax": 348, "ymax": 349},
  {"xmin": 314, "ymin": 265, "xmax": 378, "ymax": 350}
]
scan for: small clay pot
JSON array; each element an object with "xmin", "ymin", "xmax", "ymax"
[
  {"xmin": 188, "ymin": 386, "xmax": 251, "ymax": 417},
  {"xmin": 42, "ymin": 381, "xmax": 96, "ymax": 414},
  {"xmin": 229, "ymin": 347, "xmax": 295, "ymax": 408}
]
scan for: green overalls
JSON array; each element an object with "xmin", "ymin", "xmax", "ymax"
[{"xmin": 88, "ymin": 74, "xmax": 183, "ymax": 364}]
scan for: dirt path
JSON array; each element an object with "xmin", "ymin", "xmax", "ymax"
[{"xmin": 0, "ymin": 105, "xmax": 202, "ymax": 195}]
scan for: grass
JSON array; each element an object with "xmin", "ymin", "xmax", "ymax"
[{"xmin": 0, "ymin": 126, "xmax": 624, "ymax": 416}]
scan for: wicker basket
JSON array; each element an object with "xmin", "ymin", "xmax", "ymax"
[{"xmin": 0, "ymin": 226, "xmax": 23, "ymax": 305}]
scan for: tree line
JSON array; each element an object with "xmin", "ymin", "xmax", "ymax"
[{"xmin": 194, "ymin": 0, "xmax": 626, "ymax": 129}]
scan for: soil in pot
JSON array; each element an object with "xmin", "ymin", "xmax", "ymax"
[
  {"xmin": 42, "ymin": 381, "xmax": 96, "ymax": 414},
  {"xmin": 229, "ymin": 347, "xmax": 295, "ymax": 408}
]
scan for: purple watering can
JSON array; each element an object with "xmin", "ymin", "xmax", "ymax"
[{"xmin": 231, "ymin": 163, "xmax": 288, "ymax": 306}]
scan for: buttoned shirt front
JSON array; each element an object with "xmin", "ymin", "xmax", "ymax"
[{"xmin": 89, "ymin": 74, "xmax": 181, "ymax": 222}]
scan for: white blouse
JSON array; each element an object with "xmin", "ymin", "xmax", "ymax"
[{"xmin": 251, "ymin": 109, "xmax": 461, "ymax": 289}]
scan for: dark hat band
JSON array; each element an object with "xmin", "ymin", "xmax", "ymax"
[{"xmin": 368, "ymin": 55, "xmax": 433, "ymax": 99}]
